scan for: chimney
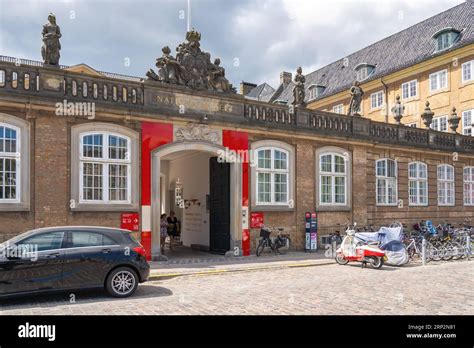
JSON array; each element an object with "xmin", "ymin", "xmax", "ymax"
[
  {"xmin": 240, "ymin": 81, "xmax": 257, "ymax": 96},
  {"xmin": 280, "ymin": 71, "xmax": 292, "ymax": 86}
]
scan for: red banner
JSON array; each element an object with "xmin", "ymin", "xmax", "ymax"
[
  {"xmin": 121, "ymin": 213, "xmax": 139, "ymax": 232},
  {"xmin": 250, "ymin": 212, "xmax": 264, "ymax": 228}
]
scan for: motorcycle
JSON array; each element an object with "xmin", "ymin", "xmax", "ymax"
[{"xmin": 335, "ymin": 223, "xmax": 387, "ymax": 269}]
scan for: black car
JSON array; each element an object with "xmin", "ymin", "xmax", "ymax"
[{"xmin": 0, "ymin": 226, "xmax": 150, "ymax": 298}]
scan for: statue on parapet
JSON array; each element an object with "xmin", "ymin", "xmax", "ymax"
[
  {"xmin": 41, "ymin": 13, "xmax": 62, "ymax": 65},
  {"xmin": 146, "ymin": 28, "xmax": 235, "ymax": 93},
  {"xmin": 208, "ymin": 58, "xmax": 234, "ymax": 93},
  {"xmin": 146, "ymin": 46, "xmax": 185, "ymax": 84},
  {"xmin": 347, "ymin": 81, "xmax": 364, "ymax": 116},
  {"xmin": 292, "ymin": 67, "xmax": 306, "ymax": 106}
]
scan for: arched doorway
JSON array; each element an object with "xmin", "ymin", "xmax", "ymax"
[{"xmin": 150, "ymin": 141, "xmax": 242, "ymax": 260}]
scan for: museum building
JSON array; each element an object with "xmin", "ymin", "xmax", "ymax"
[{"xmin": 0, "ymin": 16, "xmax": 473, "ymax": 260}]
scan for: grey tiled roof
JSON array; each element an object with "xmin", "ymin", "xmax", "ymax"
[
  {"xmin": 246, "ymin": 82, "xmax": 275, "ymax": 100},
  {"xmin": 271, "ymin": 1, "xmax": 474, "ymax": 104}
]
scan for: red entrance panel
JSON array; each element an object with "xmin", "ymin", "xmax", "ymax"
[
  {"xmin": 141, "ymin": 122, "xmax": 174, "ymax": 206},
  {"xmin": 141, "ymin": 121, "xmax": 174, "ymax": 260},
  {"xmin": 223, "ymin": 130, "xmax": 250, "ymax": 256}
]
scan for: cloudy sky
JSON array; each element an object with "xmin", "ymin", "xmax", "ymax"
[{"xmin": 0, "ymin": 0, "xmax": 465, "ymax": 88}]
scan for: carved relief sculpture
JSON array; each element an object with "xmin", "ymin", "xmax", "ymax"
[
  {"xmin": 41, "ymin": 13, "xmax": 62, "ymax": 65},
  {"xmin": 175, "ymin": 123, "xmax": 221, "ymax": 144}
]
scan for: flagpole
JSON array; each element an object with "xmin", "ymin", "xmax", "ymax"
[{"xmin": 187, "ymin": 0, "xmax": 191, "ymax": 31}]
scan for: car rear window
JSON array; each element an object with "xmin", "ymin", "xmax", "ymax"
[{"xmin": 124, "ymin": 232, "xmax": 140, "ymax": 245}]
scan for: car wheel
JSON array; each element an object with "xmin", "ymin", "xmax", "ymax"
[{"xmin": 105, "ymin": 267, "xmax": 139, "ymax": 298}]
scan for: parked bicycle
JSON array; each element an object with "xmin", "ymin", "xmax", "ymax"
[{"xmin": 256, "ymin": 225, "xmax": 291, "ymax": 257}]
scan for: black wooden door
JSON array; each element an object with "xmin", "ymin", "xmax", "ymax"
[{"xmin": 209, "ymin": 157, "xmax": 231, "ymax": 254}]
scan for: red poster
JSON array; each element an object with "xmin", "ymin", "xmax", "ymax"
[
  {"xmin": 250, "ymin": 212, "xmax": 264, "ymax": 228},
  {"xmin": 121, "ymin": 213, "xmax": 139, "ymax": 232}
]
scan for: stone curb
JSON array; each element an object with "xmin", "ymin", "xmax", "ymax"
[{"xmin": 148, "ymin": 259, "xmax": 335, "ymax": 280}]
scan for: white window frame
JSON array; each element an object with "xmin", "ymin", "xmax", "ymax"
[
  {"xmin": 406, "ymin": 122, "xmax": 417, "ymax": 128},
  {"xmin": 429, "ymin": 69, "xmax": 448, "ymax": 93},
  {"xmin": 462, "ymin": 60, "xmax": 473, "ymax": 83},
  {"xmin": 401, "ymin": 79, "xmax": 417, "ymax": 100},
  {"xmin": 462, "ymin": 109, "xmax": 473, "ymax": 136},
  {"xmin": 0, "ymin": 122, "xmax": 21, "ymax": 204},
  {"xmin": 370, "ymin": 90, "xmax": 384, "ymax": 110},
  {"xmin": 308, "ymin": 86, "xmax": 317, "ymax": 100},
  {"xmin": 437, "ymin": 164, "xmax": 455, "ymax": 206},
  {"xmin": 255, "ymin": 147, "xmax": 290, "ymax": 206},
  {"xmin": 431, "ymin": 115, "xmax": 448, "ymax": 132},
  {"xmin": 376, "ymin": 158, "xmax": 398, "ymax": 206},
  {"xmin": 463, "ymin": 167, "xmax": 474, "ymax": 206},
  {"xmin": 318, "ymin": 152, "xmax": 347, "ymax": 206},
  {"xmin": 79, "ymin": 131, "xmax": 131, "ymax": 204},
  {"xmin": 408, "ymin": 162, "xmax": 428, "ymax": 206},
  {"xmin": 332, "ymin": 104, "xmax": 344, "ymax": 114}
]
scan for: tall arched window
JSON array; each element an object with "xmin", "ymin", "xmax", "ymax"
[
  {"xmin": 80, "ymin": 132, "xmax": 131, "ymax": 203},
  {"xmin": 437, "ymin": 164, "xmax": 455, "ymax": 206},
  {"xmin": 464, "ymin": 167, "xmax": 474, "ymax": 206},
  {"xmin": 0, "ymin": 123, "xmax": 20, "ymax": 202},
  {"xmin": 250, "ymin": 140, "xmax": 295, "ymax": 209},
  {"xmin": 408, "ymin": 162, "xmax": 428, "ymax": 205},
  {"xmin": 376, "ymin": 158, "xmax": 397, "ymax": 205},
  {"xmin": 319, "ymin": 153, "xmax": 347, "ymax": 205}
]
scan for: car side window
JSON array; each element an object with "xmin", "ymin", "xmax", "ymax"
[
  {"xmin": 70, "ymin": 232, "xmax": 117, "ymax": 248},
  {"xmin": 16, "ymin": 231, "xmax": 65, "ymax": 252}
]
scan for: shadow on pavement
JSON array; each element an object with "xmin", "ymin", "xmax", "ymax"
[{"xmin": 0, "ymin": 285, "xmax": 173, "ymax": 310}]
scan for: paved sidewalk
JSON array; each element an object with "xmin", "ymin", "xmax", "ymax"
[{"xmin": 149, "ymin": 251, "xmax": 333, "ymax": 278}]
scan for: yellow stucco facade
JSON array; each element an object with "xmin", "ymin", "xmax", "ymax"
[{"xmin": 308, "ymin": 44, "xmax": 474, "ymax": 134}]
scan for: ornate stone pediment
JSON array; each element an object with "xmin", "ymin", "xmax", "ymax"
[{"xmin": 174, "ymin": 123, "xmax": 221, "ymax": 144}]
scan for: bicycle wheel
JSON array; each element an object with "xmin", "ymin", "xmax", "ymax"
[
  {"xmin": 451, "ymin": 242, "xmax": 464, "ymax": 260},
  {"xmin": 256, "ymin": 239, "xmax": 266, "ymax": 257},
  {"xmin": 428, "ymin": 243, "xmax": 442, "ymax": 261},
  {"xmin": 442, "ymin": 243, "xmax": 454, "ymax": 261}
]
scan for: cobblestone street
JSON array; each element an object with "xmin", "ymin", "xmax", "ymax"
[{"xmin": 0, "ymin": 261, "xmax": 472, "ymax": 315}]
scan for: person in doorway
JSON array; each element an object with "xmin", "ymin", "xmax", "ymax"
[
  {"xmin": 167, "ymin": 210, "xmax": 180, "ymax": 250},
  {"xmin": 160, "ymin": 214, "xmax": 168, "ymax": 253}
]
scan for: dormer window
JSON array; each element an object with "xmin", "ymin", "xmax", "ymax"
[
  {"xmin": 433, "ymin": 28, "xmax": 460, "ymax": 51},
  {"xmin": 308, "ymin": 84, "xmax": 326, "ymax": 100},
  {"xmin": 355, "ymin": 63, "xmax": 375, "ymax": 81}
]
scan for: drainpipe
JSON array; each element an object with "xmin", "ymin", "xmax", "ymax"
[{"xmin": 380, "ymin": 78, "xmax": 389, "ymax": 123}]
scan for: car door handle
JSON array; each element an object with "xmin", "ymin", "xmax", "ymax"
[
  {"xmin": 101, "ymin": 248, "xmax": 112, "ymax": 254},
  {"xmin": 47, "ymin": 252, "xmax": 61, "ymax": 259}
]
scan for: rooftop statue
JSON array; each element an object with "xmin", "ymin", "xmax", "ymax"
[
  {"xmin": 146, "ymin": 29, "xmax": 235, "ymax": 93},
  {"xmin": 348, "ymin": 81, "xmax": 364, "ymax": 116},
  {"xmin": 41, "ymin": 13, "xmax": 62, "ymax": 65},
  {"xmin": 292, "ymin": 67, "xmax": 305, "ymax": 106}
]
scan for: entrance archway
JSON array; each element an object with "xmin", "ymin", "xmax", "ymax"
[{"xmin": 151, "ymin": 141, "xmax": 242, "ymax": 259}]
